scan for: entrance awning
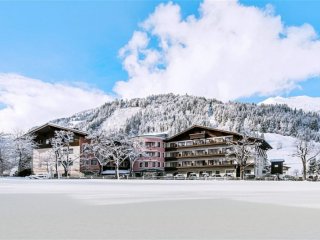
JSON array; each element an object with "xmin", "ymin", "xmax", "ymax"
[{"xmin": 101, "ymin": 170, "xmax": 130, "ymax": 175}]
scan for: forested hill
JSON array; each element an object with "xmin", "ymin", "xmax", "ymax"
[{"xmin": 51, "ymin": 94, "xmax": 320, "ymax": 142}]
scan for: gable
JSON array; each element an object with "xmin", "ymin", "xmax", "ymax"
[{"xmin": 165, "ymin": 125, "xmax": 238, "ymax": 142}]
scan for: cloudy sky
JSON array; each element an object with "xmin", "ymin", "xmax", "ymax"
[{"xmin": 0, "ymin": 0, "xmax": 320, "ymax": 132}]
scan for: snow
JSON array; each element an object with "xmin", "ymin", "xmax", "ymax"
[
  {"xmin": 265, "ymin": 133, "xmax": 302, "ymax": 174},
  {"xmin": 265, "ymin": 133, "xmax": 320, "ymax": 175},
  {"xmin": 1, "ymin": 179, "xmax": 320, "ymax": 239},
  {"xmin": 260, "ymin": 95, "xmax": 320, "ymax": 113},
  {"xmin": 101, "ymin": 107, "xmax": 141, "ymax": 131},
  {"xmin": 1, "ymin": 178, "xmax": 320, "ymax": 208}
]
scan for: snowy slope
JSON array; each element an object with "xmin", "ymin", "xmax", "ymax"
[
  {"xmin": 260, "ymin": 96, "xmax": 320, "ymax": 113},
  {"xmin": 264, "ymin": 133, "xmax": 301, "ymax": 174},
  {"xmin": 101, "ymin": 107, "xmax": 141, "ymax": 131},
  {"xmin": 265, "ymin": 133, "xmax": 320, "ymax": 175}
]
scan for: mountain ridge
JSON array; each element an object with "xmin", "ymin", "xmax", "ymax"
[{"xmin": 51, "ymin": 94, "xmax": 320, "ymax": 142}]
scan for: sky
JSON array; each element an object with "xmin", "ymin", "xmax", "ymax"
[{"xmin": 0, "ymin": 0, "xmax": 320, "ymax": 132}]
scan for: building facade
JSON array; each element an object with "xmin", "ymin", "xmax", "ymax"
[
  {"xmin": 30, "ymin": 123, "xmax": 87, "ymax": 177},
  {"xmin": 164, "ymin": 125, "xmax": 271, "ymax": 178},
  {"xmin": 132, "ymin": 134, "xmax": 167, "ymax": 177}
]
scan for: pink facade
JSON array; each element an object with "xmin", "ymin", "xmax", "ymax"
[{"xmin": 133, "ymin": 135, "xmax": 166, "ymax": 176}]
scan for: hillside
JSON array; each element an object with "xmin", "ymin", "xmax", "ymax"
[{"xmin": 51, "ymin": 94, "xmax": 320, "ymax": 142}]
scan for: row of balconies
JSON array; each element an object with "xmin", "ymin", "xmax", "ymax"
[
  {"xmin": 165, "ymin": 136, "xmax": 233, "ymax": 149},
  {"xmin": 165, "ymin": 148, "xmax": 232, "ymax": 159},
  {"xmin": 166, "ymin": 159, "xmax": 235, "ymax": 168}
]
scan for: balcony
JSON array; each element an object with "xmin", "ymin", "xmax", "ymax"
[
  {"xmin": 177, "ymin": 160, "xmax": 235, "ymax": 168},
  {"xmin": 165, "ymin": 137, "xmax": 232, "ymax": 149},
  {"xmin": 165, "ymin": 159, "xmax": 235, "ymax": 168},
  {"xmin": 165, "ymin": 150, "xmax": 228, "ymax": 160}
]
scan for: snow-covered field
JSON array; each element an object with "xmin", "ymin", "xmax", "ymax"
[{"xmin": 1, "ymin": 178, "xmax": 320, "ymax": 239}]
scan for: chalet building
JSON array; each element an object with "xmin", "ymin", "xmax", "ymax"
[
  {"xmin": 29, "ymin": 123, "xmax": 87, "ymax": 177},
  {"xmin": 164, "ymin": 125, "xmax": 272, "ymax": 178},
  {"xmin": 132, "ymin": 134, "xmax": 167, "ymax": 177}
]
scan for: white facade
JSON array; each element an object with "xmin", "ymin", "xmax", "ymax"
[{"xmin": 32, "ymin": 146, "xmax": 81, "ymax": 177}]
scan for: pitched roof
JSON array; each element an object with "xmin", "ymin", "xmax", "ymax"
[
  {"xmin": 165, "ymin": 125, "xmax": 241, "ymax": 141},
  {"xmin": 28, "ymin": 122, "xmax": 88, "ymax": 136},
  {"xmin": 165, "ymin": 125, "xmax": 272, "ymax": 149}
]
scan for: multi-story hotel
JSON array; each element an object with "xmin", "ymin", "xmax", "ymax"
[
  {"xmin": 132, "ymin": 134, "xmax": 167, "ymax": 177},
  {"xmin": 29, "ymin": 123, "xmax": 272, "ymax": 179},
  {"xmin": 164, "ymin": 125, "xmax": 271, "ymax": 178}
]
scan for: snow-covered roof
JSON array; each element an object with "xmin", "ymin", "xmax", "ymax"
[
  {"xmin": 270, "ymin": 159, "xmax": 285, "ymax": 163},
  {"xmin": 28, "ymin": 122, "xmax": 88, "ymax": 136},
  {"xmin": 165, "ymin": 125, "xmax": 272, "ymax": 149},
  {"xmin": 135, "ymin": 132, "xmax": 168, "ymax": 139}
]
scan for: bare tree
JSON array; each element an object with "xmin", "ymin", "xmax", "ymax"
[
  {"xmin": 51, "ymin": 136, "xmax": 63, "ymax": 178},
  {"xmin": 227, "ymin": 134, "xmax": 261, "ymax": 180},
  {"xmin": 83, "ymin": 131, "xmax": 141, "ymax": 179},
  {"xmin": 128, "ymin": 140, "xmax": 145, "ymax": 177},
  {"xmin": 38, "ymin": 150, "xmax": 56, "ymax": 178},
  {"xmin": 0, "ymin": 132, "xmax": 14, "ymax": 176},
  {"xmin": 51, "ymin": 130, "xmax": 77, "ymax": 177},
  {"xmin": 293, "ymin": 169, "xmax": 299, "ymax": 177},
  {"xmin": 11, "ymin": 130, "xmax": 37, "ymax": 176},
  {"xmin": 292, "ymin": 139, "xmax": 320, "ymax": 181},
  {"xmin": 81, "ymin": 131, "xmax": 109, "ymax": 175}
]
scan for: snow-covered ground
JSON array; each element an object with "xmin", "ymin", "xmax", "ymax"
[
  {"xmin": 1, "ymin": 178, "xmax": 320, "ymax": 239},
  {"xmin": 259, "ymin": 95, "xmax": 320, "ymax": 113}
]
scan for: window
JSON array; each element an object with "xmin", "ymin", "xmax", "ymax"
[
  {"xmin": 157, "ymin": 142, "xmax": 160, "ymax": 147},
  {"xmin": 139, "ymin": 162, "xmax": 143, "ymax": 168},
  {"xmin": 144, "ymin": 162, "xmax": 148, "ymax": 168},
  {"xmin": 158, "ymin": 162, "xmax": 160, "ymax": 167},
  {"xmin": 63, "ymin": 148, "xmax": 73, "ymax": 154},
  {"xmin": 152, "ymin": 162, "xmax": 156, "ymax": 167},
  {"xmin": 215, "ymin": 170, "xmax": 220, "ymax": 174},
  {"xmin": 157, "ymin": 152, "xmax": 160, "ymax": 157},
  {"xmin": 91, "ymin": 160, "xmax": 98, "ymax": 165}
]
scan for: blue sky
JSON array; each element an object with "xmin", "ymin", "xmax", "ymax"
[
  {"xmin": 1, "ymin": 0, "xmax": 320, "ymax": 132},
  {"xmin": 1, "ymin": 0, "xmax": 319, "ymax": 103},
  {"xmin": 0, "ymin": 0, "xmax": 200, "ymax": 94}
]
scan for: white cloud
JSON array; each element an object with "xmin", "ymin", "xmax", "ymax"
[
  {"xmin": 0, "ymin": 74, "xmax": 112, "ymax": 132},
  {"xmin": 114, "ymin": 0, "xmax": 320, "ymax": 101}
]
